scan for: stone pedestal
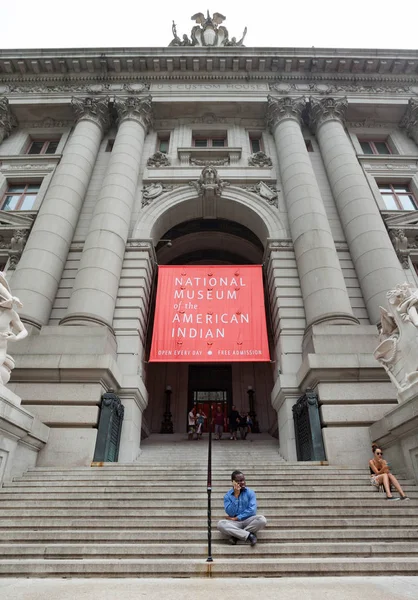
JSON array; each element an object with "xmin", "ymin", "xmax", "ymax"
[
  {"xmin": 0, "ymin": 384, "xmax": 49, "ymax": 484},
  {"xmin": 370, "ymin": 389, "xmax": 418, "ymax": 483}
]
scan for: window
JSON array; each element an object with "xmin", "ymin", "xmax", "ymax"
[
  {"xmin": 1, "ymin": 183, "xmax": 40, "ymax": 211},
  {"xmin": 158, "ymin": 136, "xmax": 170, "ymax": 154},
  {"xmin": 249, "ymin": 136, "xmax": 262, "ymax": 154},
  {"xmin": 105, "ymin": 140, "xmax": 114, "ymax": 152},
  {"xmin": 379, "ymin": 183, "xmax": 417, "ymax": 210},
  {"xmin": 26, "ymin": 140, "xmax": 59, "ymax": 155},
  {"xmin": 305, "ymin": 139, "xmax": 314, "ymax": 152},
  {"xmin": 359, "ymin": 140, "xmax": 391, "ymax": 155},
  {"xmin": 192, "ymin": 137, "xmax": 226, "ymax": 148}
]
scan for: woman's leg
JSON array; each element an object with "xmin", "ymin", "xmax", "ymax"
[
  {"xmin": 388, "ymin": 473, "xmax": 407, "ymax": 498},
  {"xmin": 376, "ymin": 473, "xmax": 392, "ymax": 497}
]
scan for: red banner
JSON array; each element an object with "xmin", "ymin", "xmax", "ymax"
[{"xmin": 149, "ymin": 265, "xmax": 270, "ymax": 362}]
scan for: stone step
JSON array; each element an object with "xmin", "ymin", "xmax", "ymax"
[
  {"xmin": 0, "ymin": 497, "xmax": 416, "ymax": 508},
  {"xmin": 1, "ymin": 541, "xmax": 417, "ymax": 558},
  {"xmin": 0, "ymin": 557, "xmax": 417, "ymax": 577},
  {"xmin": 1, "ymin": 528, "xmax": 417, "ymax": 542},
  {"xmin": 1, "ymin": 514, "xmax": 417, "ymax": 530}
]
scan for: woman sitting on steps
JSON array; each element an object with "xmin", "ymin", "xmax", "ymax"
[{"xmin": 369, "ymin": 444, "xmax": 409, "ymax": 501}]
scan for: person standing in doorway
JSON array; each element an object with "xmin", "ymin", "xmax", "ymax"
[
  {"xmin": 228, "ymin": 405, "xmax": 240, "ymax": 440},
  {"xmin": 213, "ymin": 404, "xmax": 226, "ymax": 440},
  {"xmin": 238, "ymin": 411, "xmax": 248, "ymax": 439},
  {"xmin": 188, "ymin": 407, "xmax": 197, "ymax": 440},
  {"xmin": 217, "ymin": 470, "xmax": 267, "ymax": 546}
]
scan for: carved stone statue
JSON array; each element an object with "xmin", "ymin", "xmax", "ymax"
[
  {"xmin": 390, "ymin": 229, "xmax": 410, "ymax": 269},
  {"xmin": 248, "ymin": 151, "xmax": 273, "ymax": 167},
  {"xmin": 189, "ymin": 166, "xmax": 229, "ymax": 198},
  {"xmin": 141, "ymin": 182, "xmax": 173, "ymax": 208},
  {"xmin": 168, "ymin": 12, "xmax": 247, "ymax": 47},
  {"xmin": 147, "ymin": 151, "xmax": 171, "ymax": 168},
  {"xmin": 0, "ymin": 272, "xmax": 28, "ymax": 386},
  {"xmin": 374, "ymin": 283, "xmax": 418, "ymax": 396}
]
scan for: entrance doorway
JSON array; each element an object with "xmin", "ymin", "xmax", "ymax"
[{"xmin": 188, "ymin": 365, "xmax": 232, "ymax": 433}]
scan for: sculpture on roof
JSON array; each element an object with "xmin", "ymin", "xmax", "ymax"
[{"xmin": 168, "ymin": 12, "xmax": 247, "ymax": 47}]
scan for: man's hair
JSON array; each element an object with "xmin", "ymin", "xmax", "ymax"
[{"xmin": 231, "ymin": 470, "xmax": 243, "ymax": 481}]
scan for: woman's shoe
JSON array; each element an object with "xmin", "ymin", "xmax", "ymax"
[
  {"xmin": 386, "ymin": 496, "xmax": 400, "ymax": 501},
  {"xmin": 400, "ymin": 496, "xmax": 410, "ymax": 501}
]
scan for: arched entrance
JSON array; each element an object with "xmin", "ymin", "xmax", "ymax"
[{"xmin": 132, "ymin": 186, "xmax": 288, "ymax": 441}]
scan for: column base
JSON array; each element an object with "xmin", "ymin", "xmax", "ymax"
[{"xmin": 60, "ymin": 313, "xmax": 115, "ymax": 334}]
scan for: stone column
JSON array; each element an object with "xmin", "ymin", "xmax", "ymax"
[
  {"xmin": 309, "ymin": 97, "xmax": 404, "ymax": 324},
  {"xmin": 267, "ymin": 96, "xmax": 357, "ymax": 329},
  {"xmin": 61, "ymin": 96, "xmax": 153, "ymax": 329},
  {"xmin": 0, "ymin": 97, "xmax": 16, "ymax": 144},
  {"xmin": 401, "ymin": 98, "xmax": 418, "ymax": 145},
  {"xmin": 11, "ymin": 98, "xmax": 110, "ymax": 328}
]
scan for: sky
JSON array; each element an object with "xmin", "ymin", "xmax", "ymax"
[{"xmin": 0, "ymin": 0, "xmax": 417, "ymax": 51}]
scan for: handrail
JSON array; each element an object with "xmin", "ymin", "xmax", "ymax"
[{"xmin": 206, "ymin": 402, "xmax": 213, "ymax": 562}]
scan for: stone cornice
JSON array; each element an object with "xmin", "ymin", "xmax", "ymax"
[
  {"xmin": 71, "ymin": 96, "xmax": 111, "ymax": 131},
  {"xmin": 115, "ymin": 95, "xmax": 153, "ymax": 131},
  {"xmin": 309, "ymin": 97, "xmax": 348, "ymax": 132},
  {"xmin": 266, "ymin": 95, "xmax": 305, "ymax": 131},
  {"xmin": 0, "ymin": 47, "xmax": 418, "ymax": 79}
]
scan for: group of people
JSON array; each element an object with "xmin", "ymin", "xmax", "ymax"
[
  {"xmin": 187, "ymin": 404, "xmax": 253, "ymax": 441},
  {"xmin": 216, "ymin": 444, "xmax": 411, "ymax": 549}
]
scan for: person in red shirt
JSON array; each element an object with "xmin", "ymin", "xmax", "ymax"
[{"xmin": 213, "ymin": 404, "xmax": 226, "ymax": 440}]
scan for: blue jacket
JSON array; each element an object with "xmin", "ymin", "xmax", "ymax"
[{"xmin": 223, "ymin": 487, "xmax": 257, "ymax": 521}]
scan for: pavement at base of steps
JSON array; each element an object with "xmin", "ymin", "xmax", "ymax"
[{"xmin": 0, "ymin": 577, "xmax": 418, "ymax": 600}]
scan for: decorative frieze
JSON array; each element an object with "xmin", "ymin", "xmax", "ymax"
[
  {"xmin": 71, "ymin": 96, "xmax": 111, "ymax": 131},
  {"xmin": 18, "ymin": 118, "xmax": 73, "ymax": 129},
  {"xmin": 266, "ymin": 95, "xmax": 305, "ymax": 131},
  {"xmin": 147, "ymin": 151, "xmax": 171, "ymax": 168},
  {"xmin": 308, "ymin": 96, "xmax": 348, "ymax": 132},
  {"xmin": 269, "ymin": 81, "xmax": 418, "ymax": 95},
  {"xmin": 190, "ymin": 157, "xmax": 229, "ymax": 166},
  {"xmin": 248, "ymin": 151, "xmax": 273, "ymax": 168},
  {"xmin": 2, "ymin": 81, "xmax": 150, "ymax": 95},
  {"xmin": 0, "ymin": 97, "xmax": 17, "ymax": 144},
  {"xmin": 115, "ymin": 95, "xmax": 153, "ymax": 131},
  {"xmin": 142, "ymin": 182, "xmax": 173, "ymax": 207}
]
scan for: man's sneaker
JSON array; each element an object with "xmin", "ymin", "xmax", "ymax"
[
  {"xmin": 400, "ymin": 496, "xmax": 410, "ymax": 501},
  {"xmin": 246, "ymin": 533, "xmax": 257, "ymax": 546},
  {"xmin": 228, "ymin": 537, "xmax": 237, "ymax": 545},
  {"xmin": 386, "ymin": 496, "xmax": 400, "ymax": 501}
]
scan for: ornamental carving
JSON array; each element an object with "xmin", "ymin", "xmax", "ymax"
[
  {"xmin": 3, "ymin": 81, "xmax": 150, "ymax": 95},
  {"xmin": 248, "ymin": 151, "xmax": 273, "ymax": 168},
  {"xmin": 71, "ymin": 97, "xmax": 111, "ymax": 131},
  {"xmin": 190, "ymin": 157, "xmax": 229, "ymax": 166},
  {"xmin": 240, "ymin": 182, "xmax": 279, "ymax": 208},
  {"xmin": 8, "ymin": 230, "xmax": 28, "ymax": 269},
  {"xmin": 0, "ymin": 97, "xmax": 17, "ymax": 144},
  {"xmin": 189, "ymin": 166, "xmax": 229, "ymax": 197},
  {"xmin": 147, "ymin": 151, "xmax": 170, "ymax": 168},
  {"xmin": 19, "ymin": 118, "xmax": 73, "ymax": 129},
  {"xmin": 389, "ymin": 229, "xmax": 410, "ymax": 269},
  {"xmin": 269, "ymin": 82, "xmax": 417, "ymax": 96},
  {"xmin": 169, "ymin": 11, "xmax": 247, "ymax": 47},
  {"xmin": 309, "ymin": 97, "xmax": 348, "ymax": 132},
  {"xmin": 400, "ymin": 99, "xmax": 418, "ymax": 145},
  {"xmin": 266, "ymin": 96, "xmax": 305, "ymax": 131},
  {"xmin": 115, "ymin": 95, "xmax": 153, "ymax": 131},
  {"xmin": 142, "ymin": 182, "xmax": 173, "ymax": 207},
  {"xmin": 374, "ymin": 283, "xmax": 418, "ymax": 399}
]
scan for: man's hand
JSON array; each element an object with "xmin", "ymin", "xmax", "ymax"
[
  {"xmin": 233, "ymin": 480, "xmax": 241, "ymax": 498},
  {"xmin": 225, "ymin": 516, "xmax": 238, "ymax": 521}
]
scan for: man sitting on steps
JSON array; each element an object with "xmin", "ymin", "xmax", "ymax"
[{"xmin": 217, "ymin": 470, "xmax": 267, "ymax": 546}]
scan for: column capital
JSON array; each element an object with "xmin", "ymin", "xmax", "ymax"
[
  {"xmin": 115, "ymin": 95, "xmax": 154, "ymax": 132},
  {"xmin": 0, "ymin": 97, "xmax": 17, "ymax": 144},
  {"xmin": 71, "ymin": 96, "xmax": 111, "ymax": 131},
  {"xmin": 266, "ymin": 95, "xmax": 305, "ymax": 132},
  {"xmin": 400, "ymin": 98, "xmax": 418, "ymax": 145},
  {"xmin": 309, "ymin": 96, "xmax": 348, "ymax": 132}
]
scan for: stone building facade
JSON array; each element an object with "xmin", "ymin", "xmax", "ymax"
[{"xmin": 1, "ymin": 17, "xmax": 418, "ymax": 475}]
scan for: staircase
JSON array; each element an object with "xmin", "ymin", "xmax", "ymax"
[{"xmin": 0, "ymin": 433, "xmax": 417, "ymax": 577}]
